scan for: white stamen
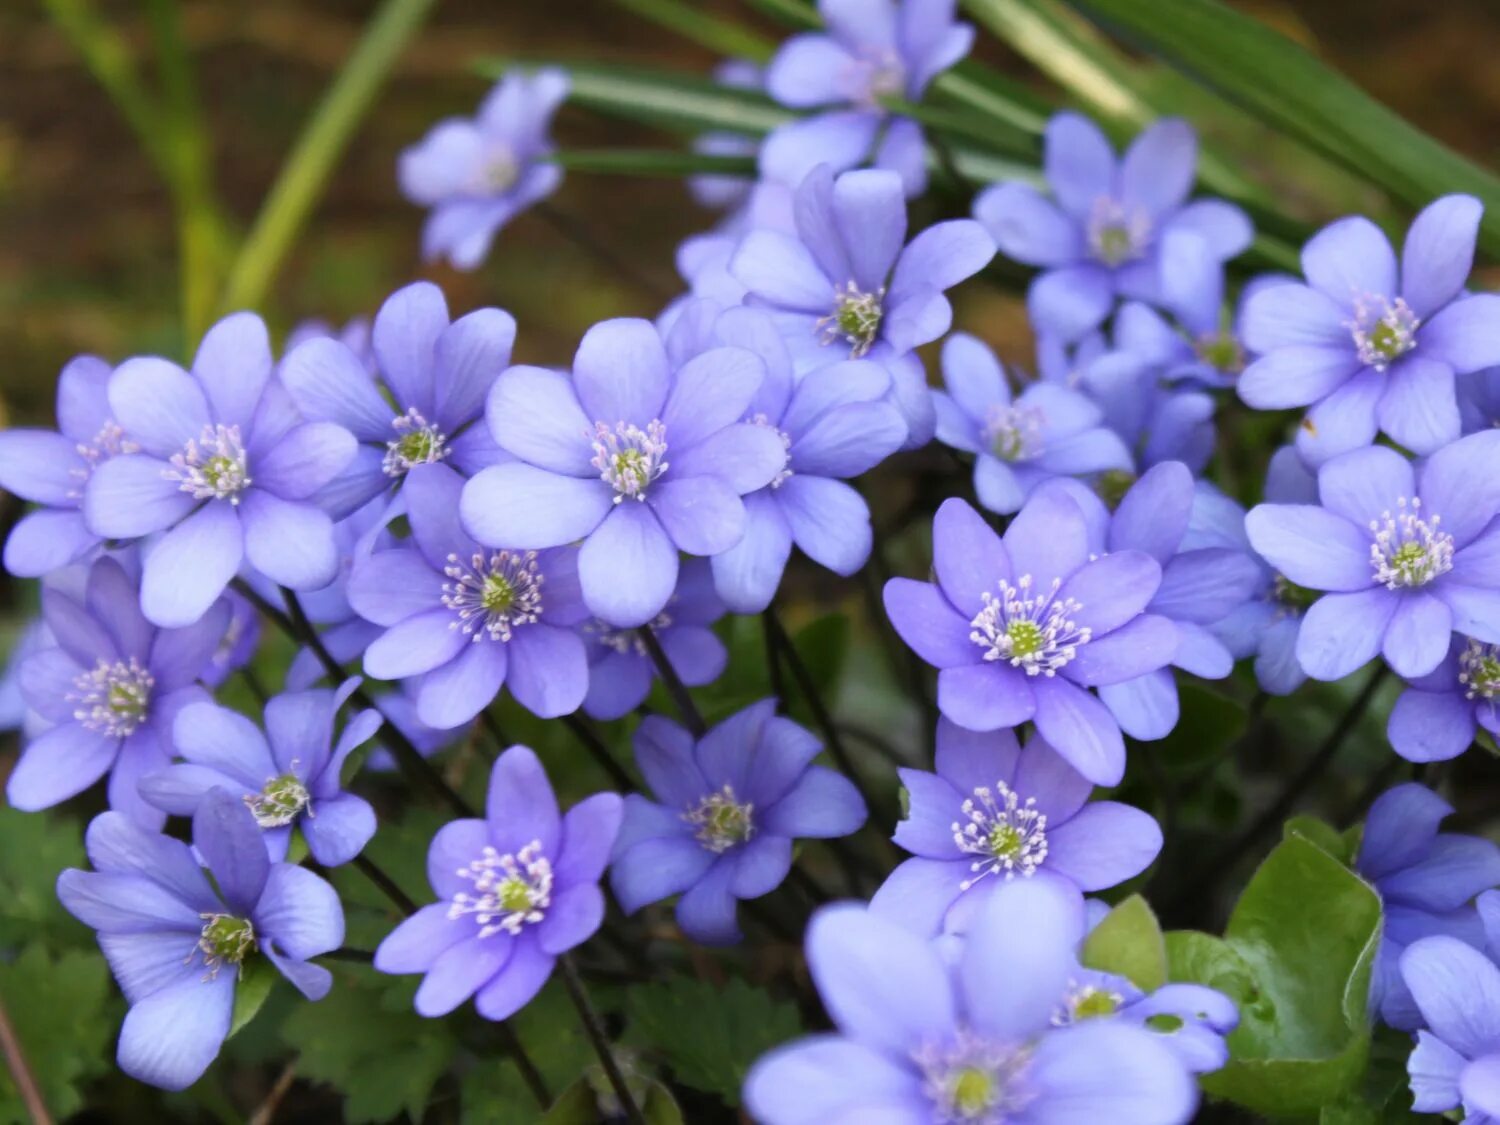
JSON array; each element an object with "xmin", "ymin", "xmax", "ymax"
[
  {"xmin": 1086, "ymin": 197, "xmax": 1152, "ymax": 267},
  {"xmin": 1346, "ymin": 294, "xmax": 1420, "ymax": 371},
  {"xmin": 68, "ymin": 420, "xmax": 138, "ymax": 498},
  {"xmin": 192, "ymin": 913, "xmax": 256, "ymax": 980},
  {"xmin": 383, "ymin": 407, "xmax": 450, "ymax": 476},
  {"xmin": 684, "ymin": 784, "xmax": 755, "ymax": 854},
  {"xmin": 1369, "ymin": 497, "xmax": 1453, "ymax": 589},
  {"xmin": 969, "ymin": 576, "xmax": 1091, "ymax": 676},
  {"xmin": 448, "ymin": 841, "xmax": 553, "ymax": 938},
  {"xmin": 243, "ymin": 769, "xmax": 312, "ymax": 828},
  {"xmin": 166, "ymin": 423, "xmax": 251, "ymax": 503},
  {"xmin": 817, "ymin": 281, "xmax": 885, "ymax": 358},
  {"xmin": 981, "ymin": 404, "xmax": 1045, "ymax": 463},
  {"xmin": 1459, "ymin": 638, "xmax": 1500, "ymax": 701},
  {"xmin": 912, "ymin": 1032, "xmax": 1035, "ymax": 1124},
  {"xmin": 749, "ymin": 413, "xmax": 793, "ymax": 488},
  {"xmin": 69, "ymin": 658, "xmax": 154, "ymax": 737},
  {"xmin": 442, "ymin": 550, "xmax": 544, "ymax": 642},
  {"xmin": 1052, "ymin": 981, "xmax": 1126, "ymax": 1026},
  {"xmin": 952, "ymin": 780, "xmax": 1048, "ymax": 890},
  {"xmin": 591, "ymin": 420, "xmax": 669, "ymax": 502}
]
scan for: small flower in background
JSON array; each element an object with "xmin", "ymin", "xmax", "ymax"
[
  {"xmin": 57, "ymin": 792, "xmax": 344, "ymax": 1090},
  {"xmin": 7, "ymin": 556, "xmax": 228, "ymax": 827},
  {"xmin": 610, "ymin": 700, "xmax": 866, "ymax": 945},
  {"xmin": 1245, "ymin": 431, "xmax": 1500, "ymax": 682},
  {"xmin": 761, "ymin": 0, "xmax": 974, "ymax": 196},
  {"xmin": 976, "ymin": 112, "xmax": 1252, "ymax": 341},
  {"xmin": 1052, "ymin": 964, "xmax": 1238, "ymax": 1075},
  {"xmin": 198, "ymin": 588, "xmax": 263, "ymax": 690},
  {"xmin": 280, "ymin": 282, "xmax": 518, "ymax": 517},
  {"xmin": 1238, "ymin": 193, "xmax": 1500, "ymax": 465},
  {"xmin": 283, "ymin": 315, "xmax": 375, "ymax": 375},
  {"xmin": 871, "ymin": 718, "xmax": 1161, "ymax": 936},
  {"xmin": 1388, "ymin": 635, "xmax": 1500, "ymax": 762},
  {"xmin": 399, "ymin": 68, "xmax": 569, "ymax": 270},
  {"xmin": 375, "ymin": 745, "xmax": 622, "ymax": 1020}
]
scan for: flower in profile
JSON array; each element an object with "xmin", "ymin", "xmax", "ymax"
[
  {"xmin": 280, "ymin": 282, "xmax": 518, "ymax": 517},
  {"xmin": 81, "ymin": 313, "xmax": 357, "ymax": 628},
  {"xmin": 7, "ymin": 556, "xmax": 228, "ymax": 826},
  {"xmin": 934, "ymin": 332, "xmax": 1132, "ymax": 514},
  {"xmin": 399, "ymin": 69, "xmax": 568, "ymax": 270},
  {"xmin": 976, "ymin": 113, "xmax": 1252, "ymax": 341},
  {"xmin": 140, "ymin": 678, "xmax": 381, "ymax": 866},
  {"xmin": 1389, "ymin": 635, "xmax": 1500, "ymax": 762},
  {"xmin": 374, "ymin": 745, "xmax": 622, "ymax": 1021},
  {"xmin": 743, "ymin": 880, "xmax": 1198, "ymax": 1124},
  {"xmin": 610, "ymin": 701, "xmax": 865, "ymax": 945},
  {"xmin": 884, "ymin": 495, "xmax": 1177, "ymax": 785},
  {"xmin": 1239, "ymin": 194, "xmax": 1500, "ymax": 464},
  {"xmin": 461, "ymin": 316, "xmax": 786, "ymax": 627},
  {"xmin": 1245, "ymin": 431, "xmax": 1500, "ymax": 681},
  {"xmin": 871, "ymin": 718, "xmax": 1160, "ymax": 936},
  {"xmin": 347, "ymin": 464, "xmax": 589, "ymax": 728},
  {"xmin": 57, "ymin": 793, "xmax": 344, "ymax": 1090},
  {"xmin": 760, "ymin": 0, "xmax": 974, "ymax": 196}
]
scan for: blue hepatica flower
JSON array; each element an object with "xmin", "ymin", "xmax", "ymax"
[
  {"xmin": 1239, "ymin": 193, "xmax": 1500, "ymax": 465},
  {"xmin": 57, "ymin": 793, "xmax": 344, "ymax": 1090},
  {"xmin": 140, "ymin": 678, "xmax": 381, "ymax": 867},
  {"xmin": 1245, "ymin": 431, "xmax": 1500, "ymax": 682},
  {"xmin": 398, "ymin": 69, "xmax": 568, "ymax": 270},
  {"xmin": 8, "ymin": 556, "xmax": 228, "ymax": 827},
  {"xmin": 934, "ymin": 331, "xmax": 1132, "ymax": 514},
  {"xmin": 1388, "ymin": 635, "xmax": 1500, "ymax": 763},
  {"xmin": 884, "ymin": 494, "xmax": 1177, "ymax": 785},
  {"xmin": 375, "ymin": 745, "xmax": 623, "ymax": 1021},
  {"xmin": 761, "ymin": 0, "xmax": 974, "ymax": 197},
  {"xmin": 81, "ymin": 312, "xmax": 357, "ymax": 628},
  {"xmin": 870, "ymin": 718, "xmax": 1161, "ymax": 937},
  {"xmin": 976, "ymin": 112, "xmax": 1252, "ymax": 342},
  {"xmin": 610, "ymin": 700, "xmax": 866, "ymax": 945},
  {"xmin": 743, "ymin": 879, "xmax": 1198, "ymax": 1125},
  {"xmin": 281, "ymin": 282, "xmax": 517, "ymax": 518}
]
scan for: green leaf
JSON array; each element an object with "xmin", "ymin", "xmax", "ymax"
[
  {"xmin": 229, "ymin": 956, "xmax": 277, "ymax": 1038},
  {"xmin": 538, "ymin": 1076, "xmax": 684, "ymax": 1125},
  {"xmin": 1283, "ymin": 814, "xmax": 1354, "ymax": 865},
  {"xmin": 0, "ymin": 945, "xmax": 116, "ymax": 1122},
  {"xmin": 1081, "ymin": 895, "xmax": 1167, "ymax": 992},
  {"xmin": 548, "ymin": 148, "xmax": 758, "ymax": 178},
  {"xmin": 0, "ymin": 806, "xmax": 90, "ymax": 950},
  {"xmin": 460, "ymin": 981, "xmax": 596, "ymax": 1124}
]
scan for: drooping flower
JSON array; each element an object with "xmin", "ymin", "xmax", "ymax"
[
  {"xmin": 1388, "ymin": 635, "xmax": 1500, "ymax": 762},
  {"xmin": 56, "ymin": 793, "xmax": 344, "ymax": 1090},
  {"xmin": 760, "ymin": 0, "xmax": 974, "ymax": 197},
  {"xmin": 7, "ymin": 556, "xmax": 228, "ymax": 826},
  {"xmin": 347, "ymin": 463, "xmax": 589, "ymax": 728},
  {"xmin": 975, "ymin": 113, "xmax": 1252, "ymax": 341},
  {"xmin": 870, "ymin": 718, "xmax": 1160, "ymax": 936},
  {"xmin": 461, "ymin": 316, "xmax": 786, "ymax": 627},
  {"xmin": 884, "ymin": 494, "xmax": 1177, "ymax": 785},
  {"xmin": 140, "ymin": 678, "xmax": 381, "ymax": 866},
  {"xmin": 611, "ymin": 700, "xmax": 866, "ymax": 945},
  {"xmin": 374, "ymin": 745, "xmax": 622, "ymax": 1021},
  {"xmin": 934, "ymin": 332, "xmax": 1132, "ymax": 514},
  {"xmin": 280, "ymin": 282, "xmax": 517, "ymax": 517},
  {"xmin": 1245, "ymin": 431, "xmax": 1500, "ymax": 681},
  {"xmin": 743, "ymin": 879, "xmax": 1198, "ymax": 1125},
  {"xmin": 399, "ymin": 69, "xmax": 568, "ymax": 270},
  {"xmin": 1238, "ymin": 194, "xmax": 1500, "ymax": 464},
  {"xmin": 81, "ymin": 312, "xmax": 357, "ymax": 628}
]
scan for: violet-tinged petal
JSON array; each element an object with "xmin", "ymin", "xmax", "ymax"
[
  {"xmin": 1420, "ymin": 294, "xmax": 1500, "ymax": 374},
  {"xmin": 252, "ymin": 423, "xmax": 358, "ymax": 501},
  {"xmin": 374, "ymin": 903, "xmax": 470, "ymax": 974},
  {"xmin": 1382, "ymin": 592, "xmax": 1452, "ymax": 679},
  {"xmin": 1033, "ymin": 677, "xmax": 1125, "ymax": 786},
  {"xmin": 780, "ymin": 475, "xmax": 875, "ymax": 576},
  {"xmin": 6, "ymin": 723, "xmax": 116, "ymax": 811},
  {"xmin": 1296, "ymin": 587, "xmax": 1397, "ymax": 680},
  {"xmin": 1420, "ymin": 429, "xmax": 1500, "ymax": 548},
  {"xmin": 415, "ymin": 641, "xmax": 508, "ymax": 729},
  {"xmin": 460, "ymin": 462, "xmax": 613, "ymax": 549},
  {"xmin": 1047, "ymin": 802, "xmax": 1162, "ymax": 890},
  {"xmin": 415, "ymin": 932, "xmax": 514, "ymax": 1017},
  {"xmin": 486, "ymin": 744, "xmax": 561, "ymax": 856},
  {"xmin": 1028, "ymin": 265, "xmax": 1114, "ymax": 342},
  {"xmin": 486, "ymin": 365, "xmax": 594, "ymax": 476},
  {"xmin": 744, "ymin": 1035, "xmax": 926, "ymax": 1125},
  {"xmin": 961, "ymin": 877, "xmax": 1080, "ymax": 1039},
  {"xmin": 761, "ymin": 767, "xmax": 866, "ymax": 838},
  {"xmin": 1409, "ymin": 1029, "xmax": 1465, "ymax": 1113},
  {"xmin": 650, "ymin": 476, "xmax": 745, "ymax": 556},
  {"xmin": 107, "ymin": 357, "xmax": 210, "ymax": 459},
  {"xmin": 1066, "ymin": 615, "xmax": 1178, "ymax": 687},
  {"xmin": 117, "ymin": 971, "xmax": 235, "ymax": 1091},
  {"xmin": 473, "ymin": 937, "xmax": 555, "ymax": 1021},
  {"xmin": 303, "ymin": 793, "xmax": 378, "ymax": 867},
  {"xmin": 1244, "ymin": 505, "xmax": 1371, "ymax": 593},
  {"xmin": 372, "ymin": 281, "xmax": 446, "ymax": 418},
  {"xmin": 280, "ymin": 337, "xmax": 393, "ymax": 440},
  {"xmin": 932, "ymin": 497, "xmax": 1011, "ymax": 618},
  {"xmin": 192, "ymin": 311, "xmax": 272, "ymax": 431},
  {"xmin": 1120, "ymin": 118, "xmax": 1195, "ymax": 217},
  {"xmin": 506, "ymin": 624, "xmax": 588, "ymax": 719},
  {"xmin": 1237, "ymin": 346, "xmax": 1362, "ymax": 410},
  {"xmin": 758, "ymin": 113, "xmax": 882, "ymax": 197},
  {"xmin": 1378, "ymin": 355, "xmax": 1460, "ymax": 456},
  {"xmin": 1302, "ymin": 215, "xmax": 1397, "ymax": 303},
  {"xmin": 1240, "ymin": 282, "xmax": 1348, "ymax": 352},
  {"xmin": 1025, "ymin": 1018, "xmax": 1197, "ymax": 1125},
  {"xmin": 1401, "ymin": 936, "xmax": 1500, "ymax": 1058},
  {"xmin": 141, "ymin": 502, "xmax": 244, "ymax": 629},
  {"xmin": 1044, "ymin": 112, "xmax": 1114, "ymax": 219},
  {"xmin": 1402, "ymin": 194, "xmax": 1483, "ymax": 318},
  {"xmin": 612, "ymin": 835, "xmax": 716, "ymax": 914},
  {"xmin": 241, "ymin": 491, "xmax": 339, "ymax": 592},
  {"xmin": 1388, "ymin": 689, "xmax": 1475, "ymax": 763},
  {"xmin": 1058, "ymin": 552, "xmax": 1162, "ymax": 637},
  {"xmin": 252, "ymin": 863, "xmax": 344, "ymax": 959},
  {"xmin": 1295, "ymin": 366, "xmax": 1384, "ymax": 467},
  {"xmin": 578, "ymin": 502, "xmax": 679, "ymax": 628},
  {"xmin": 973, "ymin": 182, "xmax": 1081, "ymax": 267},
  {"xmin": 938, "ymin": 663, "xmax": 1037, "ymax": 731},
  {"xmin": 83, "ymin": 454, "xmax": 196, "ymax": 539}
]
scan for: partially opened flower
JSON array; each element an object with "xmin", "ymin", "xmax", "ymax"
[
  {"xmin": 1400, "ymin": 930, "xmax": 1500, "ymax": 1116},
  {"xmin": 1389, "ymin": 635, "xmax": 1500, "ymax": 762},
  {"xmin": 57, "ymin": 793, "xmax": 344, "ymax": 1090},
  {"xmin": 611, "ymin": 700, "xmax": 866, "ymax": 945},
  {"xmin": 1052, "ymin": 965, "xmax": 1237, "ymax": 1075},
  {"xmin": 374, "ymin": 745, "xmax": 622, "ymax": 1021}
]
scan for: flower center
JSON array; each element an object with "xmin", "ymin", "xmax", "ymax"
[
  {"xmin": 1347, "ymin": 295, "xmax": 1419, "ymax": 371},
  {"xmin": 914, "ymin": 1034, "xmax": 1034, "ymax": 1125},
  {"xmin": 969, "ymin": 576, "xmax": 1092, "ymax": 676},
  {"xmin": 817, "ymin": 281, "xmax": 885, "ymax": 358},
  {"xmin": 586, "ymin": 609, "xmax": 674, "ymax": 657},
  {"xmin": 684, "ymin": 784, "xmax": 755, "ymax": 854},
  {"xmin": 195, "ymin": 913, "xmax": 256, "ymax": 978},
  {"xmin": 442, "ymin": 550, "xmax": 544, "ymax": 642},
  {"xmin": 591, "ymin": 420, "xmax": 669, "ymax": 502},
  {"xmin": 167, "ymin": 424, "xmax": 251, "ymax": 503},
  {"xmin": 1369, "ymin": 498, "xmax": 1453, "ymax": 589},
  {"xmin": 1056, "ymin": 983, "xmax": 1125, "ymax": 1024},
  {"xmin": 244, "ymin": 771, "xmax": 311, "ymax": 828},
  {"xmin": 844, "ymin": 46, "xmax": 906, "ymax": 107},
  {"xmin": 1194, "ymin": 328, "xmax": 1245, "ymax": 375},
  {"xmin": 480, "ymin": 146, "xmax": 519, "ymax": 193},
  {"xmin": 952, "ymin": 780, "xmax": 1048, "ymax": 890},
  {"xmin": 383, "ymin": 407, "xmax": 450, "ymax": 476},
  {"xmin": 1093, "ymin": 469, "xmax": 1136, "ymax": 509},
  {"xmin": 982, "ymin": 404, "xmax": 1045, "ymax": 463},
  {"xmin": 1459, "ymin": 638, "xmax": 1500, "ymax": 701},
  {"xmin": 449, "ymin": 842, "xmax": 553, "ymax": 938},
  {"xmin": 1087, "ymin": 197, "xmax": 1151, "ymax": 267},
  {"xmin": 749, "ymin": 413, "xmax": 794, "ymax": 488},
  {"xmin": 69, "ymin": 419, "xmax": 139, "ymax": 497},
  {"xmin": 69, "ymin": 658, "xmax": 154, "ymax": 737}
]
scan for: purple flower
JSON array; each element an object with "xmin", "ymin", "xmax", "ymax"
[
  {"xmin": 399, "ymin": 69, "xmax": 568, "ymax": 270},
  {"xmin": 1245, "ymin": 431, "xmax": 1500, "ymax": 682},
  {"xmin": 0, "ymin": 355, "xmax": 136, "ymax": 577},
  {"xmin": 1459, "ymin": 365, "xmax": 1500, "ymax": 433},
  {"xmin": 81, "ymin": 312, "xmax": 357, "ymax": 628},
  {"xmin": 976, "ymin": 113, "xmax": 1252, "ymax": 341},
  {"xmin": 283, "ymin": 315, "xmax": 374, "ymax": 372},
  {"xmin": 0, "ymin": 618, "xmax": 48, "ymax": 733},
  {"xmin": 870, "ymin": 718, "xmax": 1161, "ymax": 936},
  {"xmin": 743, "ymin": 880, "xmax": 1198, "ymax": 1124},
  {"xmin": 7, "ymin": 556, "xmax": 227, "ymax": 826},
  {"xmin": 610, "ymin": 700, "xmax": 866, "ymax": 945},
  {"xmin": 374, "ymin": 745, "xmax": 622, "ymax": 1020},
  {"xmin": 1389, "ymin": 636, "xmax": 1500, "ymax": 763},
  {"xmin": 1052, "ymin": 965, "xmax": 1237, "ymax": 1075},
  {"xmin": 884, "ymin": 495, "xmax": 1177, "ymax": 785},
  {"xmin": 1238, "ymin": 194, "xmax": 1500, "ymax": 464},
  {"xmin": 57, "ymin": 793, "xmax": 344, "ymax": 1090},
  {"xmin": 460, "ymin": 317, "xmax": 786, "ymax": 628},
  {"xmin": 761, "ymin": 0, "xmax": 974, "ymax": 197},
  {"xmin": 140, "ymin": 678, "xmax": 381, "ymax": 866},
  {"xmin": 935, "ymin": 332, "xmax": 1132, "ymax": 514},
  {"xmin": 730, "ymin": 165, "xmax": 996, "ymax": 447},
  {"xmin": 348, "ymin": 463, "xmax": 589, "ymax": 729},
  {"xmin": 1356, "ymin": 783, "xmax": 1500, "ymax": 1029},
  {"xmin": 281, "ymin": 282, "xmax": 516, "ymax": 517},
  {"xmin": 199, "ymin": 588, "xmax": 263, "ymax": 690}
]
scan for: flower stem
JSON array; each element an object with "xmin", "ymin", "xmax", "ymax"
[
  {"xmin": 637, "ymin": 624, "xmax": 706, "ymax": 737},
  {"xmin": 562, "ymin": 713, "xmax": 636, "ymax": 792},
  {"xmin": 0, "ymin": 982, "xmax": 51, "ymax": 1125},
  {"xmin": 494, "ymin": 1020, "xmax": 553, "ymax": 1110},
  {"xmin": 352, "ymin": 854, "xmax": 419, "ymax": 916},
  {"xmin": 558, "ymin": 953, "xmax": 647, "ymax": 1125}
]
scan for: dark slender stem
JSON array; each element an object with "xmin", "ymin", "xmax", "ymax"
[
  {"xmin": 860, "ymin": 542, "xmax": 938, "ymax": 741},
  {"xmin": 559, "ymin": 953, "xmax": 647, "ymax": 1125},
  {"xmin": 239, "ymin": 664, "xmax": 271, "ymax": 705},
  {"xmin": 534, "ymin": 200, "xmax": 672, "ymax": 305},
  {"xmin": 478, "ymin": 708, "xmax": 509, "ymax": 757},
  {"xmin": 762, "ymin": 611, "xmax": 787, "ymax": 705},
  {"xmin": 638, "ymin": 624, "xmax": 706, "ymax": 737},
  {"xmin": 0, "ymin": 983, "xmax": 50, "ymax": 1125},
  {"xmin": 563, "ymin": 714, "xmax": 635, "ymax": 791},
  {"xmin": 494, "ymin": 1020, "xmax": 553, "ymax": 1109},
  {"xmin": 324, "ymin": 947, "xmax": 376, "ymax": 963},
  {"xmin": 352, "ymin": 853, "xmax": 419, "ymax": 916}
]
